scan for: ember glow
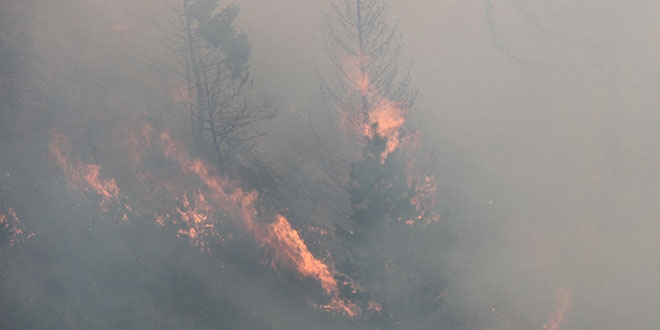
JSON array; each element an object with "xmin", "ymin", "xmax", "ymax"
[
  {"xmin": 363, "ymin": 98, "xmax": 407, "ymax": 161},
  {"xmin": 543, "ymin": 289, "xmax": 571, "ymax": 330},
  {"xmin": 341, "ymin": 54, "xmax": 409, "ymax": 162},
  {"xmin": 49, "ymin": 133, "xmax": 120, "ymax": 212},
  {"xmin": 341, "ymin": 52, "xmax": 442, "ymax": 226},
  {"xmin": 265, "ymin": 214, "xmax": 337, "ymax": 294},
  {"xmin": 175, "ymin": 190, "xmax": 218, "ymax": 249},
  {"xmin": 0, "ymin": 207, "xmax": 33, "ymax": 246},
  {"xmin": 409, "ymin": 174, "xmax": 441, "ymax": 224}
]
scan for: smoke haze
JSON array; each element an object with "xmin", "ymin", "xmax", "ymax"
[{"xmin": 2, "ymin": 0, "xmax": 660, "ymax": 329}]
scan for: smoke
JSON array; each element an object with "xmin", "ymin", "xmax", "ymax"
[
  {"xmin": 236, "ymin": 0, "xmax": 660, "ymax": 328},
  {"xmin": 2, "ymin": 0, "xmax": 660, "ymax": 329}
]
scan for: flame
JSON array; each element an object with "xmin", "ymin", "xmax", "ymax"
[
  {"xmin": 543, "ymin": 289, "xmax": 571, "ymax": 330},
  {"xmin": 339, "ymin": 54, "xmax": 442, "ymax": 225},
  {"xmin": 409, "ymin": 175, "xmax": 441, "ymax": 224},
  {"xmin": 323, "ymin": 296, "xmax": 360, "ymax": 318},
  {"xmin": 159, "ymin": 132, "xmax": 260, "ymax": 232},
  {"xmin": 341, "ymin": 54, "xmax": 409, "ymax": 162},
  {"xmin": 175, "ymin": 190, "xmax": 220, "ymax": 249},
  {"xmin": 155, "ymin": 213, "xmax": 166, "ymax": 227},
  {"xmin": 48, "ymin": 127, "xmax": 361, "ymax": 316},
  {"xmin": 158, "ymin": 131, "xmax": 359, "ymax": 315},
  {"xmin": 0, "ymin": 207, "xmax": 34, "ymax": 246},
  {"xmin": 363, "ymin": 98, "xmax": 407, "ymax": 161},
  {"xmin": 264, "ymin": 214, "xmax": 337, "ymax": 294},
  {"xmin": 367, "ymin": 300, "xmax": 383, "ymax": 314},
  {"xmin": 50, "ymin": 133, "xmax": 120, "ymax": 211}
]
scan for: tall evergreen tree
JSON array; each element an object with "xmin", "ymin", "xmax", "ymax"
[{"xmin": 321, "ymin": 1, "xmax": 451, "ymax": 328}]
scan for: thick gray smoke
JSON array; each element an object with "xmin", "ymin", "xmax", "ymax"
[{"xmin": 1, "ymin": 0, "xmax": 659, "ymax": 329}]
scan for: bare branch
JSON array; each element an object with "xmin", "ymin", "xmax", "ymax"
[{"xmin": 166, "ymin": 0, "xmax": 273, "ymax": 167}]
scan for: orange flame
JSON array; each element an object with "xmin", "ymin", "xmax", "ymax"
[
  {"xmin": 344, "ymin": 55, "xmax": 440, "ymax": 225},
  {"xmin": 49, "ymin": 128, "xmax": 362, "ymax": 316},
  {"xmin": 175, "ymin": 190, "xmax": 220, "ymax": 249},
  {"xmin": 50, "ymin": 133, "xmax": 120, "ymax": 211},
  {"xmin": 363, "ymin": 99, "xmax": 407, "ymax": 161},
  {"xmin": 543, "ymin": 289, "xmax": 571, "ymax": 330},
  {"xmin": 341, "ymin": 54, "xmax": 409, "ymax": 162},
  {"xmin": 367, "ymin": 300, "xmax": 383, "ymax": 314},
  {"xmin": 158, "ymin": 131, "xmax": 359, "ymax": 316},
  {"xmin": 264, "ymin": 214, "xmax": 337, "ymax": 294}
]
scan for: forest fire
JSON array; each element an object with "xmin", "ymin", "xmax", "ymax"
[
  {"xmin": 48, "ymin": 127, "xmax": 359, "ymax": 316},
  {"xmin": 37, "ymin": 0, "xmax": 445, "ymax": 320},
  {"xmin": 0, "ymin": 207, "xmax": 33, "ymax": 246},
  {"xmin": 2, "ymin": 0, "xmax": 630, "ymax": 328},
  {"xmin": 343, "ymin": 54, "xmax": 409, "ymax": 163},
  {"xmin": 49, "ymin": 133, "xmax": 120, "ymax": 212},
  {"xmin": 265, "ymin": 215, "xmax": 360, "ymax": 316},
  {"xmin": 158, "ymin": 131, "xmax": 359, "ymax": 315},
  {"xmin": 363, "ymin": 98, "xmax": 407, "ymax": 162},
  {"xmin": 265, "ymin": 214, "xmax": 337, "ymax": 294},
  {"xmin": 409, "ymin": 174, "xmax": 441, "ymax": 224},
  {"xmin": 175, "ymin": 191, "xmax": 219, "ymax": 249}
]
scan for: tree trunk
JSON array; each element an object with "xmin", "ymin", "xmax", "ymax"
[{"xmin": 183, "ymin": 0, "xmax": 206, "ymax": 150}]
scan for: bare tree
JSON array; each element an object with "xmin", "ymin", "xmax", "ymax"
[{"xmin": 167, "ymin": 0, "xmax": 273, "ymax": 167}]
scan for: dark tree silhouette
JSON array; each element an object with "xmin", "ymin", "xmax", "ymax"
[
  {"xmin": 320, "ymin": 1, "xmax": 451, "ymax": 328},
  {"xmin": 167, "ymin": 0, "xmax": 273, "ymax": 167}
]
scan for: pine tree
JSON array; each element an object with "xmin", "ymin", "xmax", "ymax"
[{"xmin": 321, "ymin": 1, "xmax": 451, "ymax": 328}]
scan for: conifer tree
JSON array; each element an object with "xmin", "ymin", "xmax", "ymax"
[{"xmin": 321, "ymin": 1, "xmax": 451, "ymax": 328}]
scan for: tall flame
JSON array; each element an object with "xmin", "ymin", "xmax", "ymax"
[
  {"xmin": 265, "ymin": 214, "xmax": 337, "ymax": 294},
  {"xmin": 342, "ymin": 54, "xmax": 409, "ymax": 162},
  {"xmin": 49, "ymin": 133, "xmax": 120, "ymax": 212},
  {"xmin": 158, "ymin": 131, "xmax": 359, "ymax": 315},
  {"xmin": 49, "ymin": 127, "xmax": 361, "ymax": 316},
  {"xmin": 363, "ymin": 98, "xmax": 407, "ymax": 161},
  {"xmin": 342, "ymin": 55, "xmax": 441, "ymax": 225}
]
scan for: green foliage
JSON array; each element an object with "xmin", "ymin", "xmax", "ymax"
[{"xmin": 197, "ymin": 4, "xmax": 251, "ymax": 79}]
